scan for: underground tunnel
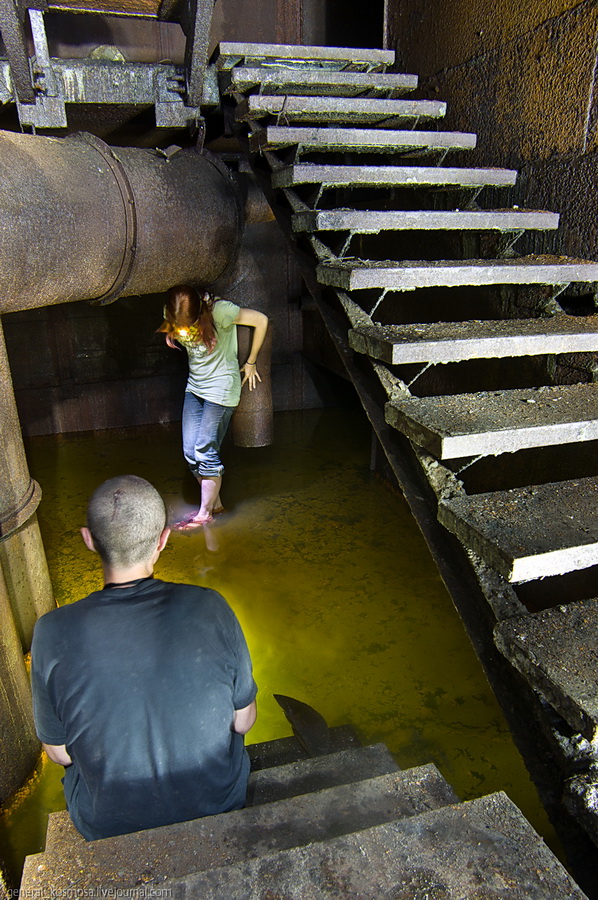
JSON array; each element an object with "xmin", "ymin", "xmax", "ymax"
[{"xmin": 1, "ymin": 0, "xmax": 598, "ymax": 897}]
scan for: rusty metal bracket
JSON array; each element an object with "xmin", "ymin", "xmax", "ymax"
[
  {"xmin": 76, "ymin": 132, "xmax": 138, "ymax": 306},
  {"xmin": 0, "ymin": 477, "xmax": 41, "ymax": 540},
  {"xmin": 0, "ymin": 0, "xmax": 36, "ymax": 103},
  {"xmin": 178, "ymin": 0, "xmax": 213, "ymax": 143},
  {"xmin": 16, "ymin": 7, "xmax": 67, "ymax": 128}
]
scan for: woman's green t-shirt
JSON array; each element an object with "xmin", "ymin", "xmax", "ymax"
[{"xmin": 178, "ymin": 299, "xmax": 241, "ymax": 407}]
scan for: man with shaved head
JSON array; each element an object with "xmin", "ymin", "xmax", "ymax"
[{"xmin": 31, "ymin": 474, "xmax": 257, "ymax": 840}]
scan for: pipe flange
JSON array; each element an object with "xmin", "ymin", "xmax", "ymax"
[
  {"xmin": 0, "ymin": 478, "xmax": 41, "ymax": 540},
  {"xmin": 73, "ymin": 132, "xmax": 139, "ymax": 306}
]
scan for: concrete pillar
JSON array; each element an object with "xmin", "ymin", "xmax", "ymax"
[
  {"xmin": 0, "ymin": 318, "xmax": 55, "ymax": 650},
  {"xmin": 233, "ymin": 324, "xmax": 273, "ymax": 447}
]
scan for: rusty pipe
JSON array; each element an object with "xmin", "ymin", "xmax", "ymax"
[{"xmin": 0, "ymin": 130, "xmax": 244, "ymax": 314}]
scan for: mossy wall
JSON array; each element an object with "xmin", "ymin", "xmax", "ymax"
[{"xmin": 386, "ymin": 0, "xmax": 598, "ymax": 260}]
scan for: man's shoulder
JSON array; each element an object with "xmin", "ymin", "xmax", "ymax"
[
  {"xmin": 157, "ymin": 580, "xmax": 230, "ymax": 611},
  {"xmin": 33, "ymin": 590, "xmax": 99, "ymax": 626}
]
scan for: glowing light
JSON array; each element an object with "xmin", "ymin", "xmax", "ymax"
[{"xmin": 178, "ymin": 328, "xmax": 189, "ymax": 338}]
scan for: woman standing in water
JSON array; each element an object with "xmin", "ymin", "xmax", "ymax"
[{"xmin": 159, "ymin": 284, "xmax": 268, "ymax": 527}]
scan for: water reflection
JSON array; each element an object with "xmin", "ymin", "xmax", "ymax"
[{"xmin": 0, "ymin": 407, "xmax": 556, "ymax": 883}]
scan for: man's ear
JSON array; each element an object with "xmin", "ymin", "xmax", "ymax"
[
  {"xmin": 157, "ymin": 526, "xmax": 171, "ymax": 553},
  {"xmin": 80, "ymin": 527, "xmax": 96, "ymax": 553}
]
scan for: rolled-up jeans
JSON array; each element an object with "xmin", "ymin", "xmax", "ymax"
[{"xmin": 182, "ymin": 391, "xmax": 235, "ymax": 478}]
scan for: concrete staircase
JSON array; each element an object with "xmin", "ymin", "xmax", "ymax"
[
  {"xmin": 213, "ymin": 40, "xmax": 598, "ymax": 887},
  {"xmin": 20, "ymin": 732, "xmax": 588, "ymax": 898}
]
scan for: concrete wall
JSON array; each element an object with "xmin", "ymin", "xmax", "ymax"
[{"xmin": 386, "ymin": 0, "xmax": 598, "ymax": 260}]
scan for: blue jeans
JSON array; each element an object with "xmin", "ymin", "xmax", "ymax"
[{"xmin": 182, "ymin": 392, "xmax": 234, "ymax": 478}]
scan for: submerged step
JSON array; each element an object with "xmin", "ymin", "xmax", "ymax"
[
  {"xmin": 249, "ymin": 743, "xmax": 400, "ymax": 805},
  {"xmin": 317, "ymin": 256, "xmax": 598, "ymax": 290},
  {"xmin": 272, "ymin": 163, "xmax": 518, "ymax": 189},
  {"xmin": 249, "ymin": 125, "xmax": 477, "ymax": 154},
  {"xmin": 215, "ymin": 42, "xmax": 395, "ymax": 71},
  {"xmin": 348, "ymin": 315, "xmax": 598, "ymax": 364},
  {"xmin": 167, "ymin": 793, "xmax": 589, "ymax": 899},
  {"xmin": 223, "ymin": 67, "xmax": 418, "ymax": 98},
  {"xmin": 385, "ymin": 383, "xmax": 598, "ymax": 459},
  {"xmin": 22, "ymin": 765, "xmax": 455, "ymax": 895},
  {"xmin": 438, "ymin": 476, "xmax": 598, "ymax": 582},
  {"xmin": 293, "ymin": 208, "xmax": 559, "ymax": 234},
  {"xmin": 248, "ymin": 723, "xmax": 360, "ymax": 771},
  {"xmin": 494, "ymin": 599, "xmax": 598, "ymax": 742},
  {"xmin": 237, "ymin": 95, "xmax": 446, "ymax": 126}
]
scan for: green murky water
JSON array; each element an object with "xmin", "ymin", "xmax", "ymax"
[{"xmin": 0, "ymin": 406, "xmax": 557, "ymax": 883}]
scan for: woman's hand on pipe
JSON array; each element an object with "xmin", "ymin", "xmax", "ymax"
[{"xmin": 241, "ymin": 361, "xmax": 262, "ymax": 390}]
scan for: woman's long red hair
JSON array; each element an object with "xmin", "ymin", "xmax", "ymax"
[{"xmin": 157, "ymin": 285, "xmax": 217, "ymax": 352}]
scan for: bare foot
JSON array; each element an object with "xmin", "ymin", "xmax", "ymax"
[
  {"xmin": 185, "ymin": 513, "xmax": 213, "ymax": 526},
  {"xmin": 172, "ymin": 512, "xmax": 213, "ymax": 530}
]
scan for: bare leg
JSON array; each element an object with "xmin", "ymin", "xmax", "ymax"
[{"xmin": 195, "ymin": 474, "xmax": 222, "ymax": 523}]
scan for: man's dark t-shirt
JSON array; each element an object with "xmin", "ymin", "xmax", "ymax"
[{"xmin": 30, "ymin": 578, "xmax": 257, "ymax": 841}]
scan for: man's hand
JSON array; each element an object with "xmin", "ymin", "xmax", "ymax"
[
  {"xmin": 233, "ymin": 700, "xmax": 257, "ymax": 735},
  {"xmin": 43, "ymin": 742, "xmax": 73, "ymax": 767}
]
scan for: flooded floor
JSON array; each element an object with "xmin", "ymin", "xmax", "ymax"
[{"xmin": 0, "ymin": 406, "xmax": 557, "ymax": 882}]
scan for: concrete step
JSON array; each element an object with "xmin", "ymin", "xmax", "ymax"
[
  {"xmin": 214, "ymin": 42, "xmax": 395, "ymax": 72},
  {"xmin": 237, "ymin": 95, "xmax": 446, "ymax": 126},
  {"xmin": 222, "ymin": 66, "xmax": 418, "ymax": 98},
  {"xmin": 348, "ymin": 315, "xmax": 598, "ymax": 364},
  {"xmin": 293, "ymin": 208, "xmax": 559, "ymax": 234},
  {"xmin": 22, "ymin": 765, "xmax": 457, "ymax": 895},
  {"xmin": 164, "ymin": 792, "xmax": 589, "ymax": 899},
  {"xmin": 438, "ymin": 475, "xmax": 598, "ymax": 582},
  {"xmin": 248, "ymin": 742, "xmax": 400, "ymax": 805},
  {"xmin": 249, "ymin": 125, "xmax": 477, "ymax": 154},
  {"xmin": 385, "ymin": 383, "xmax": 598, "ymax": 459},
  {"xmin": 272, "ymin": 162, "xmax": 518, "ymax": 189},
  {"xmin": 494, "ymin": 599, "xmax": 598, "ymax": 742},
  {"xmin": 317, "ymin": 255, "xmax": 598, "ymax": 290}
]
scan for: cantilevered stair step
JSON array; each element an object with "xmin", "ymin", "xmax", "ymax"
[
  {"xmin": 214, "ymin": 42, "xmax": 395, "ymax": 71},
  {"xmin": 438, "ymin": 476, "xmax": 598, "ymax": 582},
  {"xmin": 250, "ymin": 125, "xmax": 477, "ymax": 154},
  {"xmin": 348, "ymin": 315, "xmax": 598, "ymax": 364},
  {"xmin": 22, "ymin": 766, "xmax": 457, "ymax": 894},
  {"xmin": 166, "ymin": 793, "xmax": 588, "ymax": 899},
  {"xmin": 494, "ymin": 599, "xmax": 598, "ymax": 742},
  {"xmin": 237, "ymin": 95, "xmax": 446, "ymax": 127},
  {"xmin": 293, "ymin": 208, "xmax": 559, "ymax": 234},
  {"xmin": 385, "ymin": 383, "xmax": 598, "ymax": 460},
  {"xmin": 317, "ymin": 256, "xmax": 598, "ymax": 291},
  {"xmin": 272, "ymin": 163, "xmax": 518, "ymax": 190},
  {"xmin": 222, "ymin": 67, "xmax": 418, "ymax": 98}
]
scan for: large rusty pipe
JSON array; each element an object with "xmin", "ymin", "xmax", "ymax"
[
  {"xmin": 0, "ymin": 318, "xmax": 54, "ymax": 649},
  {"xmin": 0, "ymin": 560, "xmax": 39, "ymax": 806},
  {"xmin": 0, "ymin": 130, "xmax": 243, "ymax": 313},
  {"xmin": 0, "ymin": 318, "xmax": 53, "ymax": 801}
]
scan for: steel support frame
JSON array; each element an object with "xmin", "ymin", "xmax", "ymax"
[
  {"xmin": 236, "ymin": 134, "xmax": 598, "ymax": 896},
  {"xmin": 0, "ymin": 0, "xmax": 215, "ymax": 131}
]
